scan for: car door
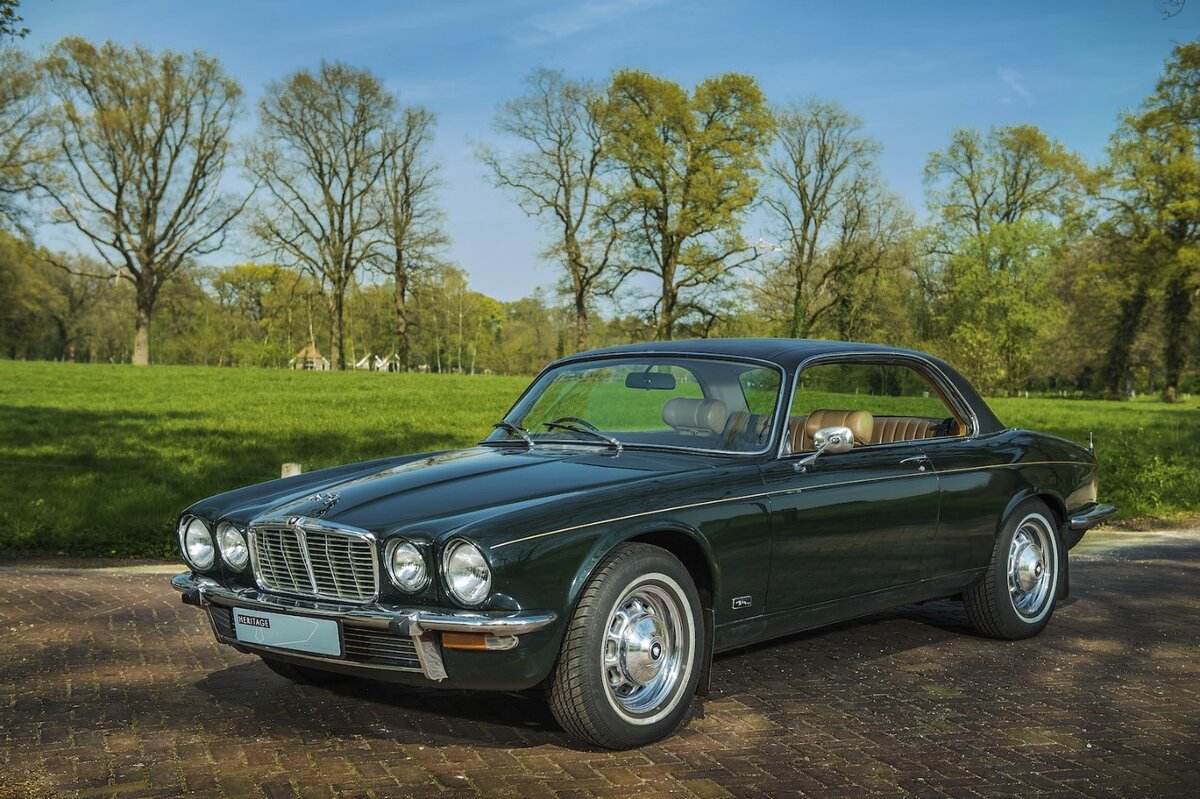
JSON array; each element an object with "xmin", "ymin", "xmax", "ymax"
[
  {"xmin": 760, "ymin": 441, "xmax": 939, "ymax": 613},
  {"xmin": 760, "ymin": 357, "xmax": 964, "ymax": 614}
]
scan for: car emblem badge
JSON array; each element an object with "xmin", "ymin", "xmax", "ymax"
[
  {"xmin": 732, "ymin": 595, "xmax": 752, "ymax": 610},
  {"xmin": 306, "ymin": 492, "xmax": 340, "ymax": 516}
]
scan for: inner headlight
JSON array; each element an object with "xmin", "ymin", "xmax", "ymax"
[
  {"xmin": 179, "ymin": 516, "xmax": 215, "ymax": 570},
  {"xmin": 444, "ymin": 540, "xmax": 491, "ymax": 606},
  {"xmin": 216, "ymin": 522, "xmax": 249, "ymax": 570},
  {"xmin": 386, "ymin": 540, "xmax": 428, "ymax": 592}
]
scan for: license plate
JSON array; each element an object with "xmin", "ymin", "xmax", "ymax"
[{"xmin": 232, "ymin": 608, "xmax": 341, "ymax": 657}]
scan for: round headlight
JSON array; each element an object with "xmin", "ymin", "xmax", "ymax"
[
  {"xmin": 179, "ymin": 516, "xmax": 215, "ymax": 570},
  {"xmin": 216, "ymin": 522, "xmax": 249, "ymax": 570},
  {"xmin": 444, "ymin": 540, "xmax": 491, "ymax": 606},
  {"xmin": 386, "ymin": 540, "xmax": 428, "ymax": 592}
]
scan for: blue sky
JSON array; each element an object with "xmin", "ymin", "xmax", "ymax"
[{"xmin": 19, "ymin": 0, "xmax": 1198, "ymax": 301}]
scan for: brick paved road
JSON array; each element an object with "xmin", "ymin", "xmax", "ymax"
[{"xmin": 1, "ymin": 529, "xmax": 1197, "ymax": 798}]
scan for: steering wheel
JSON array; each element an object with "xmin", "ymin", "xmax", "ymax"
[{"xmin": 545, "ymin": 416, "xmax": 602, "ymax": 433}]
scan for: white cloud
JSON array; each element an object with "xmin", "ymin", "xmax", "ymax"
[
  {"xmin": 513, "ymin": 0, "xmax": 661, "ymax": 47},
  {"xmin": 998, "ymin": 67, "xmax": 1034, "ymax": 105}
]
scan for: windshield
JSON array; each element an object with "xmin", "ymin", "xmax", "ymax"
[{"xmin": 485, "ymin": 357, "xmax": 783, "ymax": 454}]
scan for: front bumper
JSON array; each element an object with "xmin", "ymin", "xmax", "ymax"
[{"xmin": 172, "ymin": 572, "xmax": 557, "ymax": 683}]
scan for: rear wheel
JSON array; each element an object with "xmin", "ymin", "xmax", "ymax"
[
  {"xmin": 964, "ymin": 499, "xmax": 1061, "ymax": 639},
  {"xmin": 260, "ymin": 656, "xmax": 353, "ymax": 686},
  {"xmin": 547, "ymin": 543, "xmax": 702, "ymax": 749}
]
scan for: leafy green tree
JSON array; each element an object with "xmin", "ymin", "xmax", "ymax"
[
  {"xmin": 0, "ymin": 0, "xmax": 27, "ymax": 39},
  {"xmin": 480, "ymin": 69, "xmax": 618, "ymax": 351},
  {"xmin": 1098, "ymin": 41, "xmax": 1200, "ymax": 400},
  {"xmin": 0, "ymin": 48, "xmax": 42, "ymax": 231},
  {"xmin": 247, "ymin": 62, "xmax": 396, "ymax": 370},
  {"xmin": 600, "ymin": 70, "xmax": 774, "ymax": 339},
  {"xmin": 763, "ymin": 99, "xmax": 912, "ymax": 338},
  {"xmin": 37, "ymin": 37, "xmax": 245, "ymax": 366},
  {"xmin": 922, "ymin": 125, "xmax": 1086, "ymax": 393}
]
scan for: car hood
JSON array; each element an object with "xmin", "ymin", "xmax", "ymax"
[{"xmin": 222, "ymin": 446, "xmax": 723, "ymax": 538}]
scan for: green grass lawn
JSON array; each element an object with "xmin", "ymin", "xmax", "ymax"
[{"xmin": 1, "ymin": 360, "xmax": 1197, "ymax": 557}]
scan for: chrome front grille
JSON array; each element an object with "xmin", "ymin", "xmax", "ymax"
[
  {"xmin": 342, "ymin": 627, "xmax": 422, "ymax": 670},
  {"xmin": 250, "ymin": 522, "xmax": 379, "ymax": 603}
]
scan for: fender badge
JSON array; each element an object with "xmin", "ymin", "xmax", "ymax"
[{"xmin": 732, "ymin": 595, "xmax": 752, "ymax": 610}]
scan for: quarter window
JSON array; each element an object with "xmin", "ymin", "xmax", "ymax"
[{"xmin": 785, "ymin": 361, "xmax": 965, "ymax": 453}]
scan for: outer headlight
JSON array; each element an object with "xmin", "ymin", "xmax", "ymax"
[
  {"xmin": 443, "ymin": 540, "xmax": 491, "ymax": 606},
  {"xmin": 385, "ymin": 540, "xmax": 428, "ymax": 592},
  {"xmin": 179, "ymin": 516, "xmax": 215, "ymax": 570},
  {"xmin": 216, "ymin": 522, "xmax": 249, "ymax": 570}
]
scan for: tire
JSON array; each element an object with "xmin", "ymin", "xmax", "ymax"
[
  {"xmin": 964, "ymin": 499, "xmax": 1062, "ymax": 640},
  {"xmin": 547, "ymin": 543, "xmax": 703, "ymax": 749},
  {"xmin": 260, "ymin": 656, "xmax": 353, "ymax": 686}
]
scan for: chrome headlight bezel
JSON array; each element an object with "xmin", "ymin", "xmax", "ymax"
[
  {"xmin": 385, "ymin": 539, "xmax": 429, "ymax": 592},
  {"xmin": 442, "ymin": 539, "xmax": 492, "ymax": 607},
  {"xmin": 216, "ymin": 521, "xmax": 249, "ymax": 570},
  {"xmin": 179, "ymin": 515, "xmax": 215, "ymax": 571}
]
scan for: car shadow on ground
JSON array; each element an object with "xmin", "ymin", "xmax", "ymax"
[{"xmin": 190, "ymin": 598, "xmax": 993, "ymax": 751}]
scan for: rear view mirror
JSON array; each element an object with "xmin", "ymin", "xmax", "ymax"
[{"xmin": 625, "ymin": 371, "xmax": 677, "ymax": 391}]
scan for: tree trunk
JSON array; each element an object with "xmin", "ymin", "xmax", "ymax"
[
  {"xmin": 658, "ymin": 261, "xmax": 676, "ymax": 341},
  {"xmin": 330, "ymin": 289, "xmax": 345, "ymax": 370},
  {"xmin": 1162, "ymin": 270, "xmax": 1192, "ymax": 402},
  {"xmin": 574, "ymin": 291, "xmax": 588, "ymax": 352},
  {"xmin": 394, "ymin": 263, "xmax": 409, "ymax": 368},
  {"xmin": 132, "ymin": 291, "xmax": 153, "ymax": 366},
  {"xmin": 1099, "ymin": 280, "xmax": 1149, "ymax": 398}
]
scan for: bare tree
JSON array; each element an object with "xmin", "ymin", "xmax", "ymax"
[
  {"xmin": 0, "ymin": 48, "xmax": 42, "ymax": 231},
  {"xmin": 763, "ymin": 100, "xmax": 910, "ymax": 338},
  {"xmin": 479, "ymin": 68, "xmax": 617, "ymax": 351},
  {"xmin": 247, "ymin": 62, "xmax": 396, "ymax": 370},
  {"xmin": 35, "ymin": 37, "xmax": 244, "ymax": 365},
  {"xmin": 377, "ymin": 107, "xmax": 447, "ymax": 368}
]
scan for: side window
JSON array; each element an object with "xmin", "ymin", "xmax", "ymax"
[{"xmin": 785, "ymin": 362, "xmax": 964, "ymax": 452}]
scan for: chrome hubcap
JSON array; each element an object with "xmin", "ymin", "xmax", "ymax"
[
  {"xmin": 1007, "ymin": 517, "xmax": 1055, "ymax": 619},
  {"xmin": 602, "ymin": 584, "xmax": 685, "ymax": 716}
]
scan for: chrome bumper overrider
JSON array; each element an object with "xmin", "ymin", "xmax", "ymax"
[
  {"xmin": 171, "ymin": 572, "xmax": 557, "ymax": 681},
  {"xmin": 1068, "ymin": 503, "xmax": 1117, "ymax": 530}
]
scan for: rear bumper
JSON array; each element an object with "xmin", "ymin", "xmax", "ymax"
[
  {"xmin": 1065, "ymin": 502, "xmax": 1117, "ymax": 548},
  {"xmin": 1069, "ymin": 503, "xmax": 1117, "ymax": 530},
  {"xmin": 172, "ymin": 572, "xmax": 557, "ymax": 685}
]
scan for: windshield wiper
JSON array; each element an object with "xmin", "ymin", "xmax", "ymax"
[
  {"xmin": 543, "ymin": 422, "xmax": 622, "ymax": 452},
  {"xmin": 492, "ymin": 421, "xmax": 534, "ymax": 448}
]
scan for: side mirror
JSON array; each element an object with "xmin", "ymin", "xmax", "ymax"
[
  {"xmin": 795, "ymin": 425, "xmax": 855, "ymax": 471},
  {"xmin": 813, "ymin": 426, "xmax": 854, "ymax": 454}
]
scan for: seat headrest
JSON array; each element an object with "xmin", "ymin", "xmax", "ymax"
[
  {"xmin": 662, "ymin": 398, "xmax": 728, "ymax": 435},
  {"xmin": 804, "ymin": 408, "xmax": 874, "ymax": 446}
]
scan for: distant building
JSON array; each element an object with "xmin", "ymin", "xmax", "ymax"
[{"xmin": 290, "ymin": 344, "xmax": 330, "ymax": 371}]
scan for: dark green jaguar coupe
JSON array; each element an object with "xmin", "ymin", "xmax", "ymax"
[{"xmin": 172, "ymin": 339, "xmax": 1115, "ymax": 748}]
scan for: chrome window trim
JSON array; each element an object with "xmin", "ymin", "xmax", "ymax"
[
  {"xmin": 775, "ymin": 351, "xmax": 982, "ymax": 460},
  {"xmin": 249, "ymin": 515, "xmax": 381, "ymax": 604},
  {"xmin": 483, "ymin": 352, "xmax": 790, "ymax": 459}
]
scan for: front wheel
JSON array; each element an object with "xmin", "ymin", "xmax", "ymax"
[
  {"xmin": 964, "ymin": 500, "xmax": 1061, "ymax": 640},
  {"xmin": 547, "ymin": 543, "xmax": 703, "ymax": 749}
]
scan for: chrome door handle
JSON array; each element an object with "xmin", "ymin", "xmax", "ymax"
[{"xmin": 899, "ymin": 455, "xmax": 930, "ymax": 472}]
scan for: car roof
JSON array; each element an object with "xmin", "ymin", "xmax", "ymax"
[{"xmin": 556, "ymin": 338, "xmax": 1005, "ymax": 434}]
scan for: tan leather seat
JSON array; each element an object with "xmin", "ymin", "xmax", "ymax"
[
  {"xmin": 870, "ymin": 416, "xmax": 939, "ymax": 445},
  {"xmin": 788, "ymin": 408, "xmax": 874, "ymax": 452},
  {"xmin": 662, "ymin": 397, "xmax": 728, "ymax": 436}
]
